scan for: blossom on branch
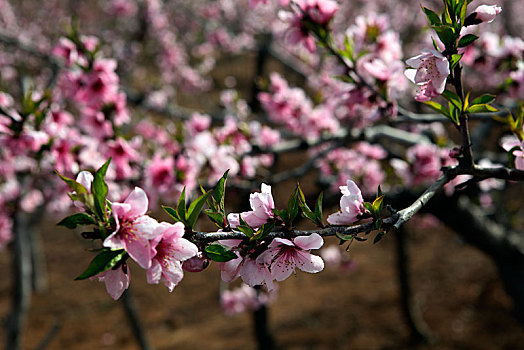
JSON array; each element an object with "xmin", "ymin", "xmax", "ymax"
[
  {"xmin": 404, "ymin": 49, "xmax": 449, "ymax": 102},
  {"xmin": 256, "ymin": 233, "xmax": 324, "ymax": 281},
  {"xmin": 228, "ymin": 183, "xmax": 275, "ymax": 229},
  {"xmin": 95, "ymin": 264, "xmax": 130, "ymax": 300},
  {"xmin": 147, "ymin": 222, "xmax": 198, "ymax": 291},
  {"xmin": 472, "ymin": 5, "xmax": 502, "ymax": 24},
  {"xmin": 327, "ymin": 180, "xmax": 364, "ymax": 225},
  {"xmin": 103, "ymin": 187, "xmax": 160, "ymax": 269}
]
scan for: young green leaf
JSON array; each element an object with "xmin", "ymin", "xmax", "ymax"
[
  {"xmin": 75, "ymin": 249, "xmax": 127, "ymax": 280},
  {"xmin": 177, "ymin": 187, "xmax": 187, "ymax": 223},
  {"xmin": 457, "ymin": 34, "xmax": 478, "ymax": 48},
  {"xmin": 372, "ymin": 195, "xmax": 384, "ymax": 214},
  {"xmin": 204, "ymin": 209, "xmax": 226, "ymax": 228},
  {"xmin": 92, "ymin": 158, "xmax": 111, "ymax": 221},
  {"xmin": 186, "ymin": 191, "xmax": 211, "ymax": 229},
  {"xmin": 467, "ymin": 104, "xmax": 499, "ymax": 113},
  {"xmin": 423, "ymin": 101, "xmax": 451, "ymax": 118},
  {"xmin": 56, "ymin": 171, "xmax": 89, "ymax": 194},
  {"xmin": 58, "ymin": 213, "xmax": 96, "ymax": 229},
  {"xmin": 163, "ymin": 205, "xmax": 181, "ymax": 222},
  {"xmin": 373, "ymin": 231, "xmax": 386, "ymax": 244},
  {"xmin": 471, "ymin": 94, "xmax": 496, "ymax": 106},
  {"xmin": 251, "ymin": 222, "xmax": 275, "ymax": 241},
  {"xmin": 442, "ymin": 89, "xmax": 463, "ymax": 110},
  {"xmin": 422, "ymin": 6, "xmax": 441, "ymax": 26},
  {"xmin": 214, "ymin": 170, "xmax": 229, "ymax": 212},
  {"xmin": 314, "ymin": 192, "xmax": 324, "ymax": 226},
  {"xmin": 204, "ymin": 244, "xmax": 237, "ymax": 262},
  {"xmin": 335, "ymin": 232, "xmax": 354, "ymax": 241}
]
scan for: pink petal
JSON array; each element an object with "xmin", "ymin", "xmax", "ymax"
[
  {"xmin": 271, "ymin": 255, "xmax": 295, "ymax": 282},
  {"xmin": 294, "ymin": 251, "xmax": 324, "ymax": 273},
  {"xmin": 172, "ymin": 238, "xmax": 198, "ymax": 261},
  {"xmin": 256, "ymin": 248, "xmax": 279, "ymax": 266},
  {"xmin": 270, "ymin": 237, "xmax": 294, "ymax": 248},
  {"xmin": 125, "ymin": 235, "xmax": 152, "ymax": 269},
  {"xmin": 219, "ymin": 257, "xmax": 242, "ymax": 282},
  {"xmin": 162, "ymin": 260, "xmax": 184, "ymax": 288},
  {"xmin": 134, "ymin": 215, "xmax": 160, "ymax": 239},
  {"xmin": 103, "ymin": 267, "xmax": 130, "ymax": 300},
  {"xmin": 294, "ymin": 233, "xmax": 323, "ymax": 250},
  {"xmin": 146, "ymin": 259, "xmax": 162, "ymax": 284},
  {"xmin": 240, "ymin": 258, "xmax": 267, "ymax": 286},
  {"xmin": 103, "ymin": 232, "xmax": 125, "ymax": 250},
  {"xmin": 124, "ymin": 187, "xmax": 149, "ymax": 217}
]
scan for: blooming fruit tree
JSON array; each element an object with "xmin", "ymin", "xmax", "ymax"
[{"xmin": 1, "ymin": 0, "xmax": 524, "ymax": 348}]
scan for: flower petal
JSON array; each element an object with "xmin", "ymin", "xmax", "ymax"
[
  {"xmin": 294, "ymin": 233, "xmax": 324, "ymax": 250},
  {"xmin": 124, "ymin": 187, "xmax": 149, "ymax": 217},
  {"xmin": 294, "ymin": 251, "xmax": 324, "ymax": 273}
]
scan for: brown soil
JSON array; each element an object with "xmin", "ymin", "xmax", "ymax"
[{"xmin": 1, "ymin": 214, "xmax": 524, "ymax": 350}]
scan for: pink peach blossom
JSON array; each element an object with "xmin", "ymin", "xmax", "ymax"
[
  {"xmin": 95, "ymin": 264, "xmax": 130, "ymax": 300},
  {"xmin": 405, "ymin": 49, "xmax": 449, "ymax": 102},
  {"xmin": 473, "ymin": 5, "xmax": 502, "ymax": 24},
  {"xmin": 147, "ymin": 222, "xmax": 198, "ymax": 291},
  {"xmin": 227, "ymin": 183, "xmax": 274, "ymax": 229},
  {"xmin": 103, "ymin": 187, "xmax": 160, "ymax": 269},
  {"xmin": 327, "ymin": 180, "xmax": 364, "ymax": 225},
  {"xmin": 256, "ymin": 233, "xmax": 324, "ymax": 281}
]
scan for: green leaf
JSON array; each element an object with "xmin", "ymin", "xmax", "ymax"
[
  {"xmin": 362, "ymin": 202, "xmax": 373, "ymax": 213},
  {"xmin": 373, "ymin": 231, "xmax": 386, "ymax": 244},
  {"xmin": 354, "ymin": 236, "xmax": 367, "ymax": 242},
  {"xmin": 442, "ymin": 89, "xmax": 463, "ymax": 110},
  {"xmin": 177, "ymin": 187, "xmax": 187, "ymax": 223},
  {"xmin": 471, "ymin": 94, "xmax": 496, "ymax": 106},
  {"xmin": 459, "ymin": 0, "xmax": 467, "ymax": 26},
  {"xmin": 56, "ymin": 171, "xmax": 89, "ymax": 194},
  {"xmin": 433, "ymin": 25, "xmax": 455, "ymax": 47},
  {"xmin": 467, "ymin": 104, "xmax": 499, "ymax": 113},
  {"xmin": 252, "ymin": 222, "xmax": 275, "ymax": 241},
  {"xmin": 449, "ymin": 54, "xmax": 463, "ymax": 70},
  {"xmin": 204, "ymin": 244, "xmax": 237, "ymax": 262},
  {"xmin": 372, "ymin": 195, "xmax": 384, "ymax": 214},
  {"xmin": 58, "ymin": 213, "xmax": 96, "ymax": 229},
  {"xmin": 423, "ymin": 101, "xmax": 451, "ymax": 118},
  {"xmin": 75, "ymin": 249, "xmax": 127, "ymax": 280},
  {"xmin": 286, "ymin": 188, "xmax": 300, "ymax": 227},
  {"xmin": 214, "ymin": 170, "xmax": 229, "ymax": 212},
  {"xmin": 314, "ymin": 192, "xmax": 324, "ymax": 226},
  {"xmin": 236, "ymin": 225, "xmax": 254, "ymax": 238},
  {"xmin": 204, "ymin": 209, "xmax": 226, "ymax": 228},
  {"xmin": 422, "ymin": 6, "xmax": 441, "ymax": 26},
  {"xmin": 458, "ymin": 34, "xmax": 478, "ymax": 48},
  {"xmin": 186, "ymin": 191, "xmax": 210, "ymax": 229},
  {"xmin": 335, "ymin": 232, "xmax": 354, "ymax": 241},
  {"xmin": 163, "ymin": 206, "xmax": 181, "ymax": 222},
  {"xmin": 92, "ymin": 159, "xmax": 111, "ymax": 221}
]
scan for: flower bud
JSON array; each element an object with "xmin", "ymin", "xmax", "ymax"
[
  {"xmin": 182, "ymin": 254, "xmax": 209, "ymax": 272},
  {"xmin": 465, "ymin": 5, "xmax": 502, "ymax": 26}
]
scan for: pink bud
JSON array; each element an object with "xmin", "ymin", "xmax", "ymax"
[
  {"xmin": 182, "ymin": 254, "xmax": 209, "ymax": 272},
  {"xmin": 474, "ymin": 5, "xmax": 502, "ymax": 24}
]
